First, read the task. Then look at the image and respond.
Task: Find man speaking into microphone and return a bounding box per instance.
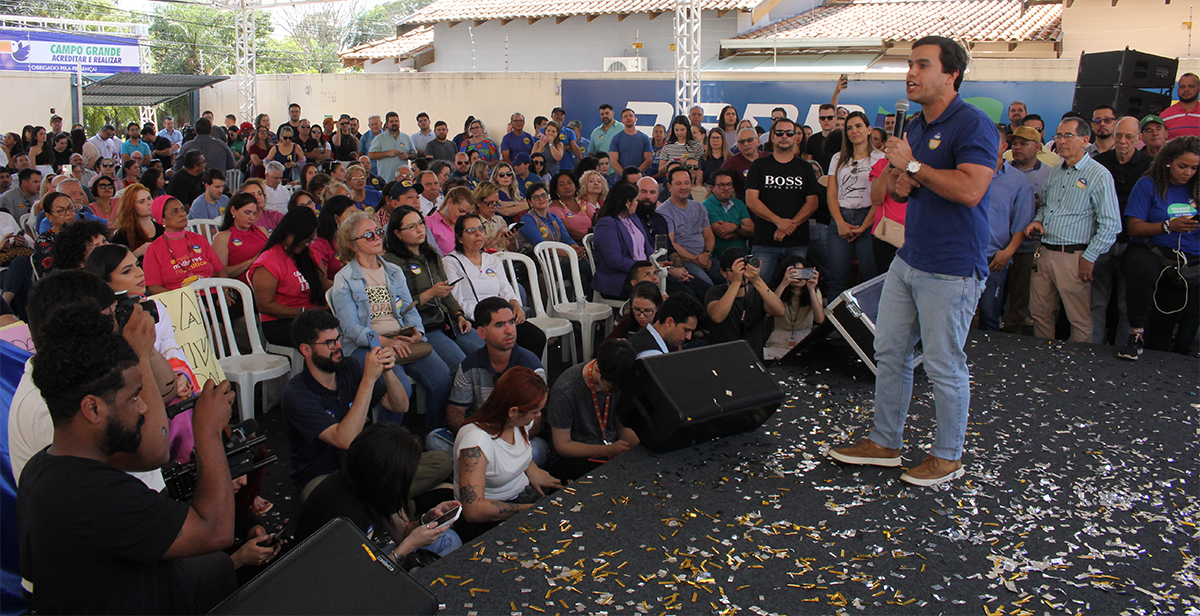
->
[829,36,997,487]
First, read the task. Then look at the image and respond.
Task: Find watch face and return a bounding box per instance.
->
[906,160,920,174]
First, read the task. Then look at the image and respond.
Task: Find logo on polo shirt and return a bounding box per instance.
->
[928,132,942,150]
[1075,177,1088,190]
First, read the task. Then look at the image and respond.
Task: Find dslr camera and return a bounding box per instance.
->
[113,291,159,330]
[743,254,761,268]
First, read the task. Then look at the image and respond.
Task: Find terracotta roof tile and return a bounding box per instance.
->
[404,0,759,25]
[339,26,434,61]
[736,0,1062,42]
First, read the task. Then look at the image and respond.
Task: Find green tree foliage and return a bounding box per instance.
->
[347,0,434,48]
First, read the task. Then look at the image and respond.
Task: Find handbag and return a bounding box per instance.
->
[874,216,905,248]
[0,244,33,266]
[392,341,433,365]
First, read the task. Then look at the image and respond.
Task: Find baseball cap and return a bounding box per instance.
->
[512,152,531,165]
[1006,126,1042,143]
[552,107,565,115]
[389,179,421,198]
[1140,114,1165,131]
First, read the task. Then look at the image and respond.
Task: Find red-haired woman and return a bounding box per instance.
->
[453,366,560,533]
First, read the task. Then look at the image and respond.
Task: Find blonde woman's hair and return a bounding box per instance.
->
[576,170,609,204]
[335,211,375,264]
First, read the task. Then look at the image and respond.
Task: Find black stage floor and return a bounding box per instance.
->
[402,332,1198,615]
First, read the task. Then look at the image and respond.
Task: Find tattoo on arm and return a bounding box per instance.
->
[459,447,482,472]
[493,501,523,516]
[458,484,480,505]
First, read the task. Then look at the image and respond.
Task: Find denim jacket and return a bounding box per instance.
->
[330,256,424,357]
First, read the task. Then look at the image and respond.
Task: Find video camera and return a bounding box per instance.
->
[162,418,277,502]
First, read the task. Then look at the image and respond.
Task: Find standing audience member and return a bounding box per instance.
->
[744,118,821,283]
[1091,116,1153,344]
[608,109,653,173]
[977,137,1035,332]
[825,111,884,297]
[1118,136,1200,358]
[1161,73,1199,139]
[1024,117,1120,343]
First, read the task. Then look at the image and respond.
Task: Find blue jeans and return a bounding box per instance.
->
[868,257,985,461]
[807,220,830,275]
[351,343,454,430]
[976,261,1009,332]
[752,245,808,287]
[682,260,724,289]
[826,208,878,298]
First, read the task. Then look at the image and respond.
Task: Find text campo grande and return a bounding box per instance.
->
[48,43,126,64]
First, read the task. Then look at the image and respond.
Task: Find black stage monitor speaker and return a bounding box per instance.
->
[620,340,783,453]
[1077,48,1178,90]
[1072,85,1172,119]
[209,518,439,615]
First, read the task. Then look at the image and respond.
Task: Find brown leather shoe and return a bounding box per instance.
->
[900,456,964,486]
[828,438,901,467]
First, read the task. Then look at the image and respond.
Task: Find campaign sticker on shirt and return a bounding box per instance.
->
[928,133,942,150]
[231,238,243,247]
[1075,177,1088,190]
[192,244,202,253]
[409,264,422,275]
[540,227,550,238]
[484,268,497,277]
[1167,201,1198,218]
[564,211,574,217]
[523,137,530,145]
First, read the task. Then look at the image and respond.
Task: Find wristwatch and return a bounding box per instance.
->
[905,160,922,176]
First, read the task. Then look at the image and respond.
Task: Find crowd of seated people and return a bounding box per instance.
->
[2,75,1198,612]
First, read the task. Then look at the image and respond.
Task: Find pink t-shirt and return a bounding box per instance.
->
[224,226,269,284]
[258,209,284,233]
[427,211,456,255]
[869,158,907,233]
[549,201,596,239]
[142,231,223,290]
[247,244,316,321]
[309,237,343,279]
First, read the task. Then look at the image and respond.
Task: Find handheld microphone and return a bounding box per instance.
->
[893,100,909,139]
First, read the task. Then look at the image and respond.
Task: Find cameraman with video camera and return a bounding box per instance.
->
[18,299,240,614]
[8,270,179,489]
[705,247,786,359]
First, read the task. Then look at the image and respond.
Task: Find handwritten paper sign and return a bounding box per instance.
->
[151,287,226,388]
[0,321,33,354]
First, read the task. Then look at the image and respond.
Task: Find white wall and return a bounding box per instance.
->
[422,11,739,73]
[1062,0,1197,61]
[0,71,74,130]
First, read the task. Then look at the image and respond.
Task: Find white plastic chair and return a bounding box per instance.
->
[497,251,576,366]
[18,213,34,237]
[225,168,244,191]
[190,278,292,421]
[581,233,626,312]
[532,241,613,363]
[186,218,220,244]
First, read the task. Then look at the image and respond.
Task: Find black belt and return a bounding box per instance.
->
[1040,243,1087,253]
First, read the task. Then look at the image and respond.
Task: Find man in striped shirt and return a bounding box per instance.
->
[1161,73,1200,139]
[1023,117,1121,343]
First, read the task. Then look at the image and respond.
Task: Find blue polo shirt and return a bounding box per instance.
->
[557,127,579,171]
[896,95,998,278]
[501,131,534,161]
[984,163,1035,258]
